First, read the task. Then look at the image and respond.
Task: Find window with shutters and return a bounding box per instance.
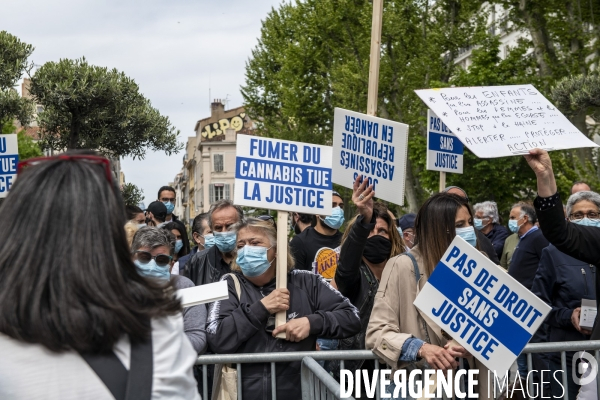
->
[210,184,225,203]
[224,184,230,200]
[214,154,224,172]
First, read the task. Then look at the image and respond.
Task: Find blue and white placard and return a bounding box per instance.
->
[427,109,463,174]
[414,236,551,374]
[234,134,333,215]
[0,134,19,199]
[332,108,409,205]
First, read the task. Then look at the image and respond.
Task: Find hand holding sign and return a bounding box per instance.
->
[523,148,558,197]
[352,175,375,222]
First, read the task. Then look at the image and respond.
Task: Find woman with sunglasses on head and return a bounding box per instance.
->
[327,176,404,386]
[132,227,207,355]
[206,218,360,400]
[366,192,492,399]
[0,152,200,399]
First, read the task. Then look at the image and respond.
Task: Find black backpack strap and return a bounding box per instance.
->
[125,333,153,400]
[79,351,128,400]
[80,330,153,400]
[403,252,420,284]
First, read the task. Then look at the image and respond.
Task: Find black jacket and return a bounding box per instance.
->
[535,194,600,339]
[484,223,511,261]
[476,230,501,264]
[334,215,378,350]
[508,228,549,290]
[531,244,595,364]
[206,270,361,400]
[182,246,230,286]
[177,246,198,274]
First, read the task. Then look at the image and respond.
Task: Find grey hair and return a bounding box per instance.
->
[473,201,499,223]
[131,226,175,255]
[511,203,537,224]
[208,199,244,230]
[566,191,600,217]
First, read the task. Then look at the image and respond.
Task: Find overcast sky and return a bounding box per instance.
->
[1,0,282,204]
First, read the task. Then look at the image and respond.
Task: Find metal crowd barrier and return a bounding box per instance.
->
[196,341,600,400]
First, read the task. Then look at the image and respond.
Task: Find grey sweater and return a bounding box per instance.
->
[173,275,208,354]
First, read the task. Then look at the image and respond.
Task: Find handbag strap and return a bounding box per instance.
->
[402,252,431,345]
[80,330,153,400]
[224,273,242,300]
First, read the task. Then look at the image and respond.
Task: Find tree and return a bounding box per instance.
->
[242,0,484,213]
[29,58,182,159]
[121,183,144,207]
[0,31,34,126]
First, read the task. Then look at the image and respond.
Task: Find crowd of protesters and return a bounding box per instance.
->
[0,150,598,400]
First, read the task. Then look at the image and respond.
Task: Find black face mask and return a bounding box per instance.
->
[363,235,392,264]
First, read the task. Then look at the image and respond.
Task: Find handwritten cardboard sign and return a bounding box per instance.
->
[0,134,19,199]
[332,108,409,205]
[415,85,598,158]
[414,236,551,374]
[233,134,333,215]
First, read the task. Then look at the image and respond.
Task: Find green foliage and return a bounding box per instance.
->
[1,120,43,160]
[29,58,182,159]
[121,183,144,207]
[0,31,34,125]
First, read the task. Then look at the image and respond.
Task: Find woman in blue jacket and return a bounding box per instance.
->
[531,190,599,399]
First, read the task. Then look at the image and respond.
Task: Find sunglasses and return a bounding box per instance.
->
[17,155,113,185]
[135,251,172,267]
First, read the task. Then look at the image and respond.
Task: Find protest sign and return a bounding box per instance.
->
[177,280,229,308]
[415,84,598,158]
[0,134,19,199]
[332,107,409,205]
[427,109,463,174]
[234,134,333,215]
[414,236,551,374]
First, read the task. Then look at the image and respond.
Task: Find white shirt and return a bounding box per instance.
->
[0,314,200,400]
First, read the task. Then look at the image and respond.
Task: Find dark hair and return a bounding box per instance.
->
[126,204,143,221]
[295,213,314,224]
[147,201,167,223]
[192,212,210,235]
[157,186,176,200]
[162,221,190,257]
[0,151,181,353]
[341,202,405,260]
[414,193,476,276]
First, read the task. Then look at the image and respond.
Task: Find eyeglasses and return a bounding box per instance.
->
[569,211,600,220]
[160,198,176,203]
[134,251,172,267]
[17,155,113,185]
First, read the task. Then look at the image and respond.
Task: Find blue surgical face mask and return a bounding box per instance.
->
[397,226,403,236]
[163,201,175,214]
[134,259,170,281]
[473,218,483,230]
[236,245,274,277]
[202,233,215,249]
[508,219,521,234]
[214,231,237,253]
[137,223,147,229]
[573,218,600,228]
[174,240,183,254]
[456,226,477,247]
[320,206,345,230]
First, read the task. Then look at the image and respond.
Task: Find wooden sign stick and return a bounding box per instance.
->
[366,0,384,117]
[275,210,289,339]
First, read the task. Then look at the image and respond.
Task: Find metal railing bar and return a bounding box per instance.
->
[237,363,242,400]
[271,362,276,400]
[560,351,568,400]
[302,357,352,399]
[202,365,208,400]
[526,353,533,400]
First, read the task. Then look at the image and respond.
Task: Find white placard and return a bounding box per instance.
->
[426,109,464,174]
[414,236,551,374]
[332,108,409,205]
[415,84,598,158]
[0,134,19,199]
[581,298,597,331]
[177,280,229,308]
[234,134,333,215]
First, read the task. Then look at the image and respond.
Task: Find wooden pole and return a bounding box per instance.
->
[275,210,289,338]
[439,171,446,193]
[366,0,384,117]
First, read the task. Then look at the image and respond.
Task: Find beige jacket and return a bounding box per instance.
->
[366,248,492,399]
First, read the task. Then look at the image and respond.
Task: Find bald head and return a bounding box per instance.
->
[444,186,469,202]
[571,182,591,194]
